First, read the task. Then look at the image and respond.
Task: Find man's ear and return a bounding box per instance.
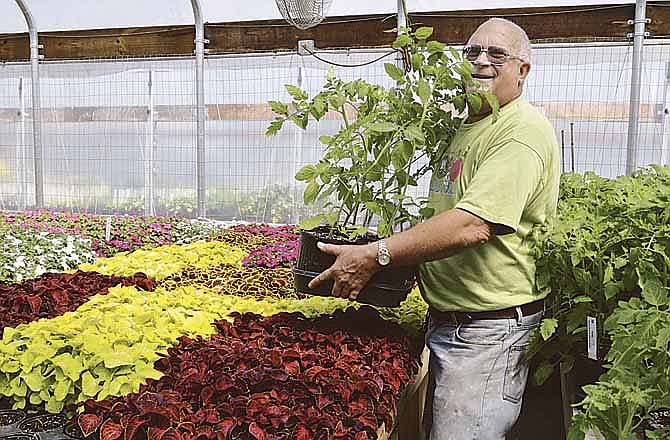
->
[519,62,531,81]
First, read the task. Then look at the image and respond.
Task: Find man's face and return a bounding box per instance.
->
[466,22,531,111]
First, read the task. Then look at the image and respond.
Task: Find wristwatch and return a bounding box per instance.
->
[376,239,392,266]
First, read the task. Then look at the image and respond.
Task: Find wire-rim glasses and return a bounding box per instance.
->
[462,44,525,66]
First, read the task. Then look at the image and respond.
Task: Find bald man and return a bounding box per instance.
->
[309,18,560,439]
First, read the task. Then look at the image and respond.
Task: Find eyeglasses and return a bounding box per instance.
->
[462,44,525,66]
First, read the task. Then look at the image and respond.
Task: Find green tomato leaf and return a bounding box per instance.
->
[319,135,334,146]
[384,63,405,82]
[265,120,284,137]
[391,141,413,169]
[295,165,318,181]
[637,266,668,306]
[368,122,398,133]
[532,362,554,386]
[467,93,482,113]
[603,282,620,300]
[268,100,289,116]
[482,91,499,122]
[404,125,425,144]
[285,84,308,101]
[298,215,327,231]
[427,40,445,54]
[303,180,320,205]
[540,318,558,341]
[392,34,412,49]
[417,80,431,104]
[414,27,434,40]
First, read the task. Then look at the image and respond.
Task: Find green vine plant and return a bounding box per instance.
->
[266,27,498,238]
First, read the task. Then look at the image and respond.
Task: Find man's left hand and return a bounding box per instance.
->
[307,242,379,301]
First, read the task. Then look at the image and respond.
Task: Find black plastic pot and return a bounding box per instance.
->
[293,226,416,308]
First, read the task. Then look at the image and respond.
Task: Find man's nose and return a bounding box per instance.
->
[472,50,491,66]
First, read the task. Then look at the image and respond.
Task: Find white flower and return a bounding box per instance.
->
[14,256,25,269]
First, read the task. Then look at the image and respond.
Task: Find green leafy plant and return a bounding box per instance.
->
[529,166,670,385]
[267,27,496,238]
[568,286,670,439]
[527,166,670,438]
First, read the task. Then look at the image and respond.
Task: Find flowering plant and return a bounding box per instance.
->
[0,224,96,284]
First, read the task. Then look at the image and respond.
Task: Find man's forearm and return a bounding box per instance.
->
[384,208,496,267]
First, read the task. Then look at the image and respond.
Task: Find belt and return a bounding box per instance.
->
[428,298,545,325]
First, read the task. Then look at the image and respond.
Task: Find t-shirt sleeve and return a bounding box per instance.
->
[455,139,545,234]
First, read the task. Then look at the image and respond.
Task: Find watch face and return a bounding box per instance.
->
[378,252,391,266]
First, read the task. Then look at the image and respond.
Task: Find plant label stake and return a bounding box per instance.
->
[105,216,112,241]
[587,316,598,360]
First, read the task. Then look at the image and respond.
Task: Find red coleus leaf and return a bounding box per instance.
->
[99,420,123,440]
[160,428,183,440]
[354,432,370,440]
[124,415,149,440]
[355,413,378,431]
[193,425,214,439]
[78,413,102,437]
[249,422,267,440]
[147,426,169,440]
[200,386,215,405]
[26,295,42,314]
[215,419,235,436]
[293,425,311,440]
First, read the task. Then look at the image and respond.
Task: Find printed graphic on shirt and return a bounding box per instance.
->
[430,152,465,197]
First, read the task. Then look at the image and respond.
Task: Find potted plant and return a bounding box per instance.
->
[266,27,497,307]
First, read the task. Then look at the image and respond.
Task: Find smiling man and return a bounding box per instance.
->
[308,17,560,439]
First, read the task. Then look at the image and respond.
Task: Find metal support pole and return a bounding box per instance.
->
[625,0,648,175]
[14,0,43,207]
[291,66,305,224]
[660,61,670,166]
[190,0,207,218]
[144,70,155,216]
[17,78,26,209]
[397,0,408,70]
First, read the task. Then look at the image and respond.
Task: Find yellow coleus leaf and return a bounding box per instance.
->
[80,241,247,280]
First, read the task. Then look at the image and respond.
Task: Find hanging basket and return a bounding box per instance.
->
[275,0,333,30]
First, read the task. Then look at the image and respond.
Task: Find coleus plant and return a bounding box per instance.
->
[0,285,253,413]
[0,271,154,337]
[70,307,420,440]
[267,27,496,237]
[79,241,248,280]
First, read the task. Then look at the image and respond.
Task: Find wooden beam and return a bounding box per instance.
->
[0,102,660,124]
[1,3,669,61]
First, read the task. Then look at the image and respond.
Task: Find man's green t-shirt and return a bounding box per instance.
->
[418,97,560,312]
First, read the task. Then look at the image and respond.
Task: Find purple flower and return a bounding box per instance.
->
[243,240,299,269]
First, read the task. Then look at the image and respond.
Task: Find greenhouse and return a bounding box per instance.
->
[0,0,668,439]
